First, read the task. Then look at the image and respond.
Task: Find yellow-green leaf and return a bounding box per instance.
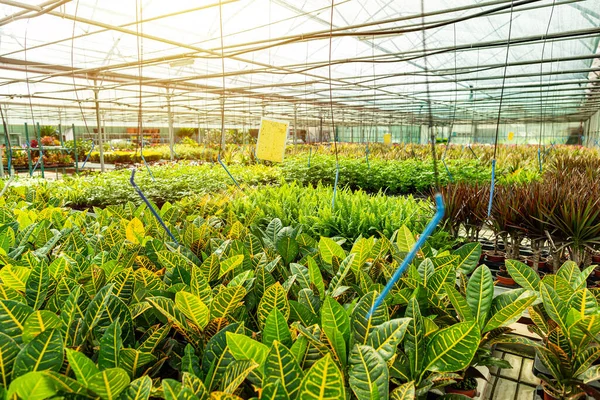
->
[175,291,209,329]
[125,218,145,245]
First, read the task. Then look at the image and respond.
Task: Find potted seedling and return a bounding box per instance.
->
[445,377,478,398]
[514,181,553,272]
[495,270,516,286]
[39,125,58,138]
[442,265,535,397]
[543,168,600,271]
[41,135,57,147]
[506,260,600,399]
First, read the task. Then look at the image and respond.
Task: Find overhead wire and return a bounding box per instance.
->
[369,0,446,318]
[223,0,543,58]
[328,0,340,210]
[135,0,154,181]
[217,0,240,188]
[24,19,42,177]
[420,0,440,192]
[488,1,515,218]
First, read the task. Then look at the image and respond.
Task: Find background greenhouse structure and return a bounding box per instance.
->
[0,1,599,400]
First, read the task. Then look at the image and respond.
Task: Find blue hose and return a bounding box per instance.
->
[487,159,496,218]
[218,153,241,189]
[81,140,95,169]
[140,154,156,182]
[31,157,41,174]
[365,143,370,168]
[442,159,454,182]
[368,193,445,317]
[129,169,179,245]
[331,167,339,210]
[468,144,478,160]
[537,148,543,173]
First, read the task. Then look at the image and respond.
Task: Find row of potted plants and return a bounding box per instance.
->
[442,152,600,282]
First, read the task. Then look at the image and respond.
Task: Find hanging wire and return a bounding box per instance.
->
[487,1,515,218]
[442,24,459,182]
[369,0,445,317]
[420,6,440,192]
[538,0,556,171]
[0,105,12,175]
[70,0,95,161]
[23,20,41,178]
[135,0,154,181]
[329,0,340,210]
[217,0,240,188]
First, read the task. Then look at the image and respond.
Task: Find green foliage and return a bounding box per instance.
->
[0,183,550,400]
[509,259,600,399]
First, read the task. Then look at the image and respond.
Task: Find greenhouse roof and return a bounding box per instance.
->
[0,0,599,128]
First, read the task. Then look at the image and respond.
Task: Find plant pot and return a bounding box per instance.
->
[496,271,516,286]
[445,386,477,398]
[592,254,600,264]
[527,258,549,271]
[543,390,558,400]
[595,267,600,278]
[485,251,506,263]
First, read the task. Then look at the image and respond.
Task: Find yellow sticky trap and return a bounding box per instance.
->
[508,132,514,141]
[256,118,289,163]
[383,133,392,146]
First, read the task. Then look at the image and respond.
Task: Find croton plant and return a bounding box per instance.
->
[0,186,596,400]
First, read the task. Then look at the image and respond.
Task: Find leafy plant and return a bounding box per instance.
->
[509,260,600,399]
[176,127,197,139]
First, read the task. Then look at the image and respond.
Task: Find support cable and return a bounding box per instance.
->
[488,1,515,218]
[135,0,154,181]
[216,0,240,188]
[328,0,340,210]
[369,0,445,317]
[538,0,557,172]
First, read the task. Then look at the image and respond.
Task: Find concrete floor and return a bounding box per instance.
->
[482,350,540,400]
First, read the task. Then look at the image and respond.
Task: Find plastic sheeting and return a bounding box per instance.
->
[0,0,598,129]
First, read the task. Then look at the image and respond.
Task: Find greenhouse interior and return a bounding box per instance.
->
[0,0,600,399]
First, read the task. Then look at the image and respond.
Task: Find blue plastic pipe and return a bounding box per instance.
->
[544,141,555,157]
[0,175,15,197]
[129,169,179,245]
[308,147,312,168]
[442,136,453,182]
[467,144,478,160]
[368,193,445,317]
[537,148,543,173]
[442,159,454,182]
[331,167,340,210]
[81,140,95,169]
[365,143,370,168]
[31,157,41,174]
[140,153,156,182]
[487,159,497,218]
[218,153,241,189]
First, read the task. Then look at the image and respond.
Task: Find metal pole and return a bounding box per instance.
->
[167,89,174,161]
[93,79,105,172]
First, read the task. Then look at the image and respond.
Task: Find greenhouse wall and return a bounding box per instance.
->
[333,121,583,145]
[586,110,600,146]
